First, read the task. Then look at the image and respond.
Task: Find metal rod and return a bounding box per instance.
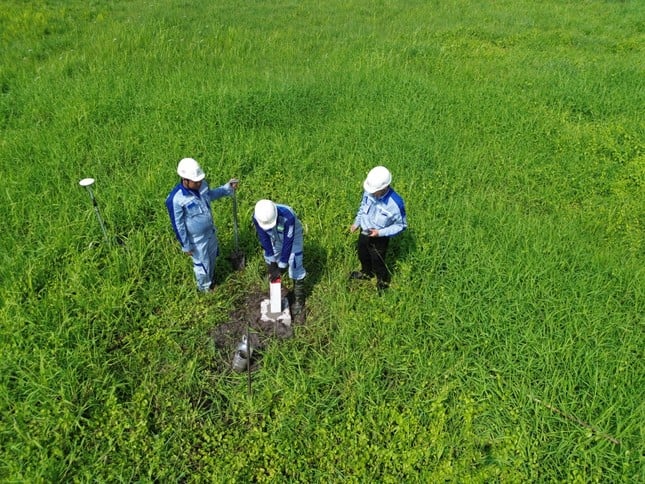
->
[246,321,252,397]
[232,190,240,251]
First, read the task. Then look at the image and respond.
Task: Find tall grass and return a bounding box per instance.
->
[1,0,642,480]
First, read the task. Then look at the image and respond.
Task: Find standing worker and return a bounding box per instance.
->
[253,199,307,320]
[166,157,238,292]
[349,165,407,292]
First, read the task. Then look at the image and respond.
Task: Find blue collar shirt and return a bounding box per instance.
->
[353,188,407,238]
[253,204,304,268]
[166,180,233,252]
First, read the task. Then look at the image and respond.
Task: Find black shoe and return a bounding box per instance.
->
[292,303,306,324]
[350,271,371,281]
[377,280,389,293]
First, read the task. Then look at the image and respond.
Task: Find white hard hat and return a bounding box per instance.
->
[254,199,278,230]
[363,166,392,193]
[177,158,205,182]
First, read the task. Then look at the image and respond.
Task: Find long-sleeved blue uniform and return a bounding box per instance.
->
[252,204,306,281]
[353,188,407,237]
[166,180,233,291]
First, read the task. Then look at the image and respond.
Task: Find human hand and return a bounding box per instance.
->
[364,228,379,237]
[268,262,281,281]
[229,178,239,190]
[350,224,359,233]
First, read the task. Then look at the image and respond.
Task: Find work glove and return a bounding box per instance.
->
[268,262,281,281]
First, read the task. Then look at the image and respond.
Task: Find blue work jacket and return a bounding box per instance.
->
[353,187,407,237]
[253,204,304,268]
[166,180,233,252]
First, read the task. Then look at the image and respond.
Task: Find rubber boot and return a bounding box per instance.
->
[291,279,306,323]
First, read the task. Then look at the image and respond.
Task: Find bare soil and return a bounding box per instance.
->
[210,286,295,372]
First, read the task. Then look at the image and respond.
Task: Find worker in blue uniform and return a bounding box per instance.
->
[253,199,307,319]
[166,157,238,292]
[350,166,407,292]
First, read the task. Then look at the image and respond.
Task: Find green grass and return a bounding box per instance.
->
[1,0,643,481]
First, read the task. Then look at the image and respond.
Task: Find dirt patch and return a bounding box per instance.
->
[210,286,294,372]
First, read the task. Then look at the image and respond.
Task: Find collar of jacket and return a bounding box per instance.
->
[369,187,392,202]
[179,182,201,197]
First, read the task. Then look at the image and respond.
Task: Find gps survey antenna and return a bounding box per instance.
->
[79,177,110,245]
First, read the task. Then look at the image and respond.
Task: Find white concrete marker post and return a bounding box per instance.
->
[260,277,292,326]
[270,278,282,313]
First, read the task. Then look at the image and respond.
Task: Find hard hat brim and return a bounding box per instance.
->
[185,172,205,182]
[257,220,277,231]
[363,179,389,193]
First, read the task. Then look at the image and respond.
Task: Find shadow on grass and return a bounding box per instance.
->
[349,228,418,283]
[388,227,417,269]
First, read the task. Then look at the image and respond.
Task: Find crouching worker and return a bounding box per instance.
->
[349,165,407,292]
[253,199,307,320]
[166,157,238,292]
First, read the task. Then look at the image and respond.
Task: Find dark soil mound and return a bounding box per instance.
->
[210,286,293,372]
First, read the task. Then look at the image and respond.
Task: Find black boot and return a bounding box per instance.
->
[377,279,389,294]
[291,279,306,322]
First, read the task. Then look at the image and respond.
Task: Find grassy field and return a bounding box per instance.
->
[1,0,643,481]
